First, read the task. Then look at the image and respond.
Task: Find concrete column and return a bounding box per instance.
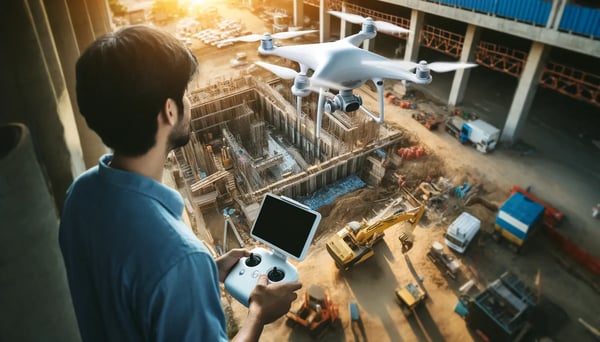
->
[292,0,303,28]
[1,0,86,209]
[66,0,95,50]
[0,124,80,342]
[66,0,109,168]
[319,0,330,43]
[553,0,568,29]
[547,0,561,28]
[448,24,481,106]
[87,0,111,36]
[362,39,372,51]
[501,42,550,145]
[404,9,424,62]
[339,2,353,39]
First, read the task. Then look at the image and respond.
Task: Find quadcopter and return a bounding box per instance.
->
[223,11,476,155]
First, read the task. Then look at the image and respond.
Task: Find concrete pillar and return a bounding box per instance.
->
[404,9,424,61]
[0,124,80,342]
[319,0,330,43]
[292,0,303,28]
[448,24,481,106]
[87,0,111,36]
[66,0,109,168]
[553,0,568,29]
[501,42,550,145]
[1,0,86,209]
[339,2,353,39]
[66,0,95,50]
[547,0,561,28]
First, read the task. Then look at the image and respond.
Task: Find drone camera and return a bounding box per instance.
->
[325,92,363,113]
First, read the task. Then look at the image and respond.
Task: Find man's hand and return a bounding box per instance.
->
[248,275,302,324]
[215,248,249,283]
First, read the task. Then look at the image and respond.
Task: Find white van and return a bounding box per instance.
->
[444,212,481,253]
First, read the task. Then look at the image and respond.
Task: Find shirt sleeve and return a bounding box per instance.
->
[146,252,229,342]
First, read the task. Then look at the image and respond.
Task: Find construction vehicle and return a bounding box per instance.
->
[463,272,537,342]
[444,211,481,254]
[286,285,339,336]
[412,112,442,130]
[427,241,461,279]
[325,188,425,270]
[394,282,427,316]
[445,116,500,153]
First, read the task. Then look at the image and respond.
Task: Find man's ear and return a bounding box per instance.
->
[160,98,178,126]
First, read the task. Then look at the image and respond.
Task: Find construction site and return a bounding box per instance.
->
[157,2,600,341]
[3,0,599,341]
[172,71,403,217]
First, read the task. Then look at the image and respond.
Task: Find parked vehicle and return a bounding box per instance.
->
[445,116,500,153]
[444,212,481,254]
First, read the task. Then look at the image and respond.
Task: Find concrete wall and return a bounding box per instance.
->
[0,0,112,340]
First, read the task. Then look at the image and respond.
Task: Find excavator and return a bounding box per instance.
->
[326,188,425,270]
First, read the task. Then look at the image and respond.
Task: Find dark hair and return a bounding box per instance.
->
[76,25,198,156]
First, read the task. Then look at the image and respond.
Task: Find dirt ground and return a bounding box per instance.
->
[153,3,600,341]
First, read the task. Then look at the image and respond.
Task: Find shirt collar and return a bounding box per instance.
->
[97,154,184,218]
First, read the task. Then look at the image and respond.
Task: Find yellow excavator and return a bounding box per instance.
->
[326,188,425,270]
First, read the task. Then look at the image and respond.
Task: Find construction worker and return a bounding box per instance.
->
[59,25,301,341]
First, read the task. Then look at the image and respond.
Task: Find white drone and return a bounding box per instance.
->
[224,11,476,156]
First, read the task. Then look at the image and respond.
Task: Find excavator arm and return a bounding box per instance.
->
[353,206,424,243]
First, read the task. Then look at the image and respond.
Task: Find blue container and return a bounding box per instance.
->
[496,192,545,243]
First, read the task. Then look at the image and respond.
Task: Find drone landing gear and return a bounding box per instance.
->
[359,78,385,124]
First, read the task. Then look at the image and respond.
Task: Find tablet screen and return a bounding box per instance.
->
[251,193,321,261]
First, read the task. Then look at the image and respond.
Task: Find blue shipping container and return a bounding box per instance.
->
[496,192,545,241]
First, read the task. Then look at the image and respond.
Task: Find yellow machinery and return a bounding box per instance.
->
[395,282,427,316]
[325,188,425,270]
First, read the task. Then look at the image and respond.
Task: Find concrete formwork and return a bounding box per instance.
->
[185,74,403,209]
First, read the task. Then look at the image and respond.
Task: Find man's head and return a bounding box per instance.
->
[76,25,198,156]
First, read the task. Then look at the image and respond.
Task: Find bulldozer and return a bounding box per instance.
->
[325,188,425,270]
[395,282,427,316]
[286,285,340,336]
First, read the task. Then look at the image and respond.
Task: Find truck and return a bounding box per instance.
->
[445,116,500,153]
[463,272,536,342]
[444,212,481,254]
[325,188,425,270]
[494,191,545,252]
[427,241,461,279]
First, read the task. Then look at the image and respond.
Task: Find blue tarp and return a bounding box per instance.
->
[299,175,367,210]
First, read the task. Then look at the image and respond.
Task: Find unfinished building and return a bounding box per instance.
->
[172,70,406,220]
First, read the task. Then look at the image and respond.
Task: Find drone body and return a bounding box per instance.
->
[223,11,476,158]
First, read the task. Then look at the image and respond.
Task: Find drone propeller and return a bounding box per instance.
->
[364,60,477,73]
[220,30,318,44]
[328,11,410,35]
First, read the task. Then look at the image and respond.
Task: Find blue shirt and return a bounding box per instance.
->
[59,155,228,341]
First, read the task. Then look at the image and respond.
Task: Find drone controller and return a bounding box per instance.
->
[225,247,299,307]
[224,193,321,307]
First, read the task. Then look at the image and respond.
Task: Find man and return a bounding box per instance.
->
[59,25,301,341]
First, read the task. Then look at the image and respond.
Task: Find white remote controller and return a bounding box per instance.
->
[224,246,298,307]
